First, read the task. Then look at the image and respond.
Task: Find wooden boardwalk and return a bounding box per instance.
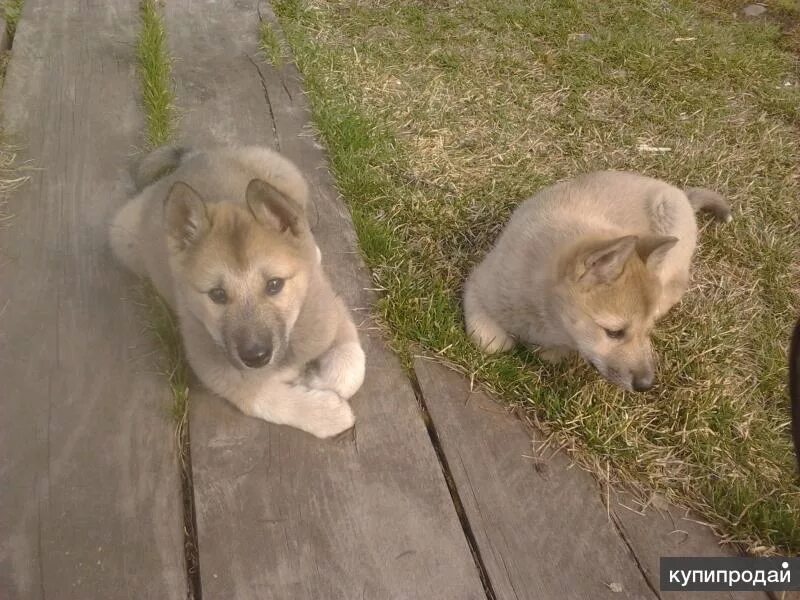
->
[0,1,762,599]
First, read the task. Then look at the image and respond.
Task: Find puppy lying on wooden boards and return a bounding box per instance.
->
[464,170,731,392]
[110,146,365,438]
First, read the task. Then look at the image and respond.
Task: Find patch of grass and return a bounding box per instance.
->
[274,0,800,553]
[698,1,800,55]
[138,0,174,147]
[1,0,24,83]
[134,6,198,587]
[135,0,186,423]
[0,144,27,230]
[3,0,24,40]
[138,285,190,423]
[260,20,284,67]
[0,1,28,230]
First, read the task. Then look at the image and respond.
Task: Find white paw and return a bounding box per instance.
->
[296,388,355,439]
[479,333,516,354]
[539,346,573,364]
[465,316,516,354]
[305,342,365,400]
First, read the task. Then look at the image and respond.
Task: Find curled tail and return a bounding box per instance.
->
[684,187,732,223]
[135,145,189,190]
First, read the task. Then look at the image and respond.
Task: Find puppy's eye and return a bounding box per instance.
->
[208,287,228,304]
[265,278,285,296]
[604,328,625,340]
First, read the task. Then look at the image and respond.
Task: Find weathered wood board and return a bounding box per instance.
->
[163,1,486,598]
[612,492,770,599]
[415,357,777,600]
[0,1,186,599]
[414,358,658,600]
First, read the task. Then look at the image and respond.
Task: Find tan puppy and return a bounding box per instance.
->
[463,170,731,391]
[110,146,365,437]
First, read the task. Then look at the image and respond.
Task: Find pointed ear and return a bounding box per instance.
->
[636,235,678,271]
[246,179,305,236]
[164,181,209,250]
[579,236,638,284]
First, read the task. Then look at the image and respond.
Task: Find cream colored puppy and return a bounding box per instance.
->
[110,146,365,437]
[464,170,731,391]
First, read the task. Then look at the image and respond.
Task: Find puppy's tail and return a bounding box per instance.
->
[135,145,189,190]
[684,187,733,223]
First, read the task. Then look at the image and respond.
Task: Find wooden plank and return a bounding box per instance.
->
[612,492,770,600]
[414,358,658,600]
[163,1,486,598]
[0,2,187,599]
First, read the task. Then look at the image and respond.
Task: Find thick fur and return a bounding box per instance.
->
[463,170,731,392]
[110,145,365,438]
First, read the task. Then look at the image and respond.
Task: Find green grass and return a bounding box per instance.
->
[135,4,198,586]
[1,0,24,83]
[138,0,174,147]
[135,0,187,426]
[3,0,24,40]
[0,145,26,230]
[260,20,284,67]
[272,0,800,554]
[138,284,190,423]
[0,0,28,231]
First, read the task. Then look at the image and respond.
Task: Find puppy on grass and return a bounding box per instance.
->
[110,146,365,438]
[463,170,731,392]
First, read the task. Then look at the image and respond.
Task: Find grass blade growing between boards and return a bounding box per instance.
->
[3,0,24,40]
[138,0,174,147]
[135,0,186,420]
[273,0,800,554]
[260,19,284,67]
[135,2,200,595]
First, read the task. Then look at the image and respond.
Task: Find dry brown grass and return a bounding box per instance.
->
[0,145,31,230]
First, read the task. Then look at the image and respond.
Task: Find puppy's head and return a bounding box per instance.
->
[556,234,678,392]
[164,178,317,369]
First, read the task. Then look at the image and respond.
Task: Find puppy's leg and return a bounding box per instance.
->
[186,346,355,438]
[306,306,366,400]
[232,372,355,438]
[657,272,689,319]
[539,346,573,364]
[463,284,516,354]
[246,380,355,439]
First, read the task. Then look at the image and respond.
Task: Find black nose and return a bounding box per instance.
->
[632,374,654,392]
[238,343,272,368]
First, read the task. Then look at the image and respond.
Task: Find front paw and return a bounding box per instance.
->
[303,342,366,400]
[539,346,573,364]
[296,388,356,439]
